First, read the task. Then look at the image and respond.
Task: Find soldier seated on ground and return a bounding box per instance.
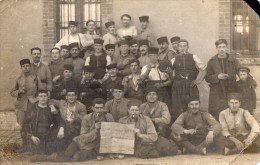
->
[140,86,171,138]
[30,98,114,162]
[119,100,178,159]
[171,95,221,155]
[219,93,260,155]
[25,90,65,155]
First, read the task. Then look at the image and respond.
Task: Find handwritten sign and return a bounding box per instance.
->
[99,122,135,155]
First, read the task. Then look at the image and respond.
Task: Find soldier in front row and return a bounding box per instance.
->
[171,95,221,155]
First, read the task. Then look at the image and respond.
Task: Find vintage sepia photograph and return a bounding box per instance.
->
[0,0,260,164]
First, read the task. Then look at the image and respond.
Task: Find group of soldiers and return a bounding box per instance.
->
[10,14,260,162]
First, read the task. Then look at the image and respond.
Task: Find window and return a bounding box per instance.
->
[56,0,101,41]
[231,0,260,55]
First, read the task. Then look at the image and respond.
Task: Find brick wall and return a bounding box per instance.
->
[42,0,56,61]
[219,0,231,52]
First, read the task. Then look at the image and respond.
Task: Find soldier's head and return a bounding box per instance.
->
[112,85,124,100]
[121,14,131,27]
[139,40,149,55]
[227,93,242,113]
[105,44,115,57]
[187,95,200,114]
[145,86,158,103]
[83,66,95,80]
[119,40,130,56]
[215,39,228,56]
[148,47,159,64]
[127,99,142,120]
[50,48,61,61]
[129,59,140,74]
[60,45,70,59]
[237,67,250,81]
[63,64,74,79]
[178,39,189,54]
[106,63,118,77]
[86,20,96,33]
[92,98,106,116]
[170,36,180,51]
[129,39,139,55]
[157,36,169,52]
[36,90,49,105]
[31,47,42,63]
[105,21,115,34]
[94,39,104,53]
[66,88,78,104]
[68,21,78,34]
[20,59,31,73]
[139,16,149,30]
[69,43,80,58]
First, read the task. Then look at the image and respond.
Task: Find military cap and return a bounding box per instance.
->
[121,14,131,20]
[92,98,106,106]
[148,47,159,54]
[69,42,79,50]
[127,99,142,109]
[139,16,149,22]
[113,84,124,91]
[20,59,31,66]
[129,39,138,46]
[215,39,228,47]
[106,63,117,70]
[119,40,130,46]
[68,21,78,26]
[170,36,181,43]
[123,35,133,42]
[139,40,149,47]
[63,64,74,71]
[237,66,250,73]
[145,86,158,95]
[157,36,169,44]
[105,21,115,28]
[94,38,104,45]
[60,45,69,50]
[83,66,95,73]
[105,44,115,50]
[187,95,200,104]
[227,93,242,101]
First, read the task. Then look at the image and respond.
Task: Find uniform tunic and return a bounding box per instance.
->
[172,110,221,146]
[171,53,206,120]
[123,73,145,101]
[64,57,85,84]
[115,54,135,76]
[102,76,123,101]
[138,28,155,46]
[158,48,175,62]
[79,79,103,110]
[140,101,171,125]
[105,98,130,122]
[25,103,64,154]
[73,112,114,150]
[51,77,77,100]
[205,54,240,120]
[141,64,171,108]
[235,78,257,114]
[10,73,42,126]
[117,26,138,41]
[55,33,93,49]
[30,63,53,91]
[48,59,65,78]
[85,54,111,79]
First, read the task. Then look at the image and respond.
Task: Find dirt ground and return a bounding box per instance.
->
[1,152,259,165]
